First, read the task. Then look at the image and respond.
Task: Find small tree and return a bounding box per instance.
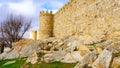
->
[0,14,31,48]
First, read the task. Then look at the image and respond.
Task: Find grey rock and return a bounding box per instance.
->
[4,49,19,59]
[74,52,96,68]
[52,50,67,61]
[0,41,40,60]
[61,51,82,63]
[82,52,97,65]
[106,41,120,54]
[41,54,55,63]
[96,40,113,47]
[20,41,39,57]
[26,52,38,64]
[41,50,67,63]
[0,52,7,60]
[4,47,11,52]
[92,49,112,68]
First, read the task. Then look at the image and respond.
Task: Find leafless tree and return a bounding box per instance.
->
[0,14,31,49]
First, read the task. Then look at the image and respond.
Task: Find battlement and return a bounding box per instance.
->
[40,10,54,16]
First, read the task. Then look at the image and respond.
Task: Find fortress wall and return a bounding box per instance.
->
[54,0,120,43]
[54,0,101,39]
[37,30,40,40]
[29,30,37,40]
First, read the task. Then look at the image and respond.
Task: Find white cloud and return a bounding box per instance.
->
[51,10,58,13]
[38,0,66,10]
[7,0,36,16]
[50,0,64,9]
[40,0,66,13]
[0,3,2,7]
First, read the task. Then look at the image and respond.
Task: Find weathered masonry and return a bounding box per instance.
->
[30,0,120,44]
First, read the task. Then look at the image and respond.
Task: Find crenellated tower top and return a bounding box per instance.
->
[40,10,54,16]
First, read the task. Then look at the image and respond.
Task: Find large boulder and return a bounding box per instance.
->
[92,49,112,68]
[4,47,11,52]
[0,40,40,60]
[0,47,12,60]
[61,51,82,63]
[52,50,67,61]
[19,41,40,57]
[77,45,90,56]
[81,52,97,66]
[65,40,84,53]
[106,41,120,54]
[0,52,8,60]
[95,40,113,48]
[41,53,55,63]
[74,52,96,68]
[4,49,20,59]
[26,52,38,64]
[41,50,67,63]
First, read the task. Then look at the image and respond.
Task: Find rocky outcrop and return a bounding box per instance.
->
[26,52,38,64]
[0,37,120,68]
[4,49,20,59]
[74,52,96,68]
[61,51,82,63]
[41,50,67,63]
[41,53,55,63]
[0,40,40,60]
[92,50,112,68]
[77,45,90,56]
[106,41,120,54]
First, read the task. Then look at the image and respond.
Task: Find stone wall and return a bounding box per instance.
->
[54,0,120,43]
[29,30,37,40]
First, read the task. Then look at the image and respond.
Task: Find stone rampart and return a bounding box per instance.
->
[29,30,37,40]
[53,0,120,43]
[30,0,120,43]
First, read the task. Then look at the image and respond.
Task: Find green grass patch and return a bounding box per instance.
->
[24,61,76,68]
[0,56,76,68]
[0,57,26,68]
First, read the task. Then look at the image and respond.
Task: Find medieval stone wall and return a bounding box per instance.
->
[29,0,120,43]
[54,0,120,43]
[29,30,37,40]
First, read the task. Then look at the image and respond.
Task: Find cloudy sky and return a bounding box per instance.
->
[0,0,68,37]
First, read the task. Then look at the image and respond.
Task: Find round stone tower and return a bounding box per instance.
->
[37,10,54,40]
